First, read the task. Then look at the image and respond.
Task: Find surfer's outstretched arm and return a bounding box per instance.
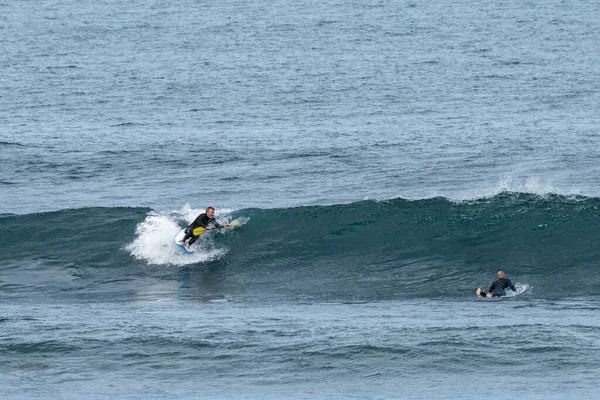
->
[507,279,516,291]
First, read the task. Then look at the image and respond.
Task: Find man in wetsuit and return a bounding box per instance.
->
[476,271,517,298]
[178,206,228,249]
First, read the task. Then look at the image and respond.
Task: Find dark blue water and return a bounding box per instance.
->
[2,0,600,398]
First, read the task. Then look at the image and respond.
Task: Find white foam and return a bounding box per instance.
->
[401,175,588,203]
[450,176,565,201]
[125,208,228,266]
[505,283,530,297]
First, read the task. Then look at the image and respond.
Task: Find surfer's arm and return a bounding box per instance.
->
[507,279,516,291]
[208,218,227,230]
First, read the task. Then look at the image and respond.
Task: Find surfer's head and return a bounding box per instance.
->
[497,271,506,279]
[206,206,215,218]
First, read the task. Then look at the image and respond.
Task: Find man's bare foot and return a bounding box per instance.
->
[185,243,190,249]
[476,288,482,295]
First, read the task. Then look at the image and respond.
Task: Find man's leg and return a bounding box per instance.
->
[179,227,194,244]
[186,234,200,249]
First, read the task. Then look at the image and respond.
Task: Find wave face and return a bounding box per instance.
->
[2,193,600,302]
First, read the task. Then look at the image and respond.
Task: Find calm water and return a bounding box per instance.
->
[2,0,600,398]
[3,300,599,399]
[2,0,600,213]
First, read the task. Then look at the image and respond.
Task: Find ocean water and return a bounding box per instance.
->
[2,0,600,398]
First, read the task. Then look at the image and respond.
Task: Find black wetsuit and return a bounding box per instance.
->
[181,213,223,246]
[480,277,517,297]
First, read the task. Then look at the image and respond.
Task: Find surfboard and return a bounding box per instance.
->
[513,286,527,296]
[174,229,193,253]
[495,287,527,299]
[477,286,527,299]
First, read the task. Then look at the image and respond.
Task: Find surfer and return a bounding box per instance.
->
[476,271,517,298]
[178,206,228,249]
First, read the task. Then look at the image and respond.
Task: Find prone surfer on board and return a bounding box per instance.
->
[178,206,229,249]
[476,271,517,298]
